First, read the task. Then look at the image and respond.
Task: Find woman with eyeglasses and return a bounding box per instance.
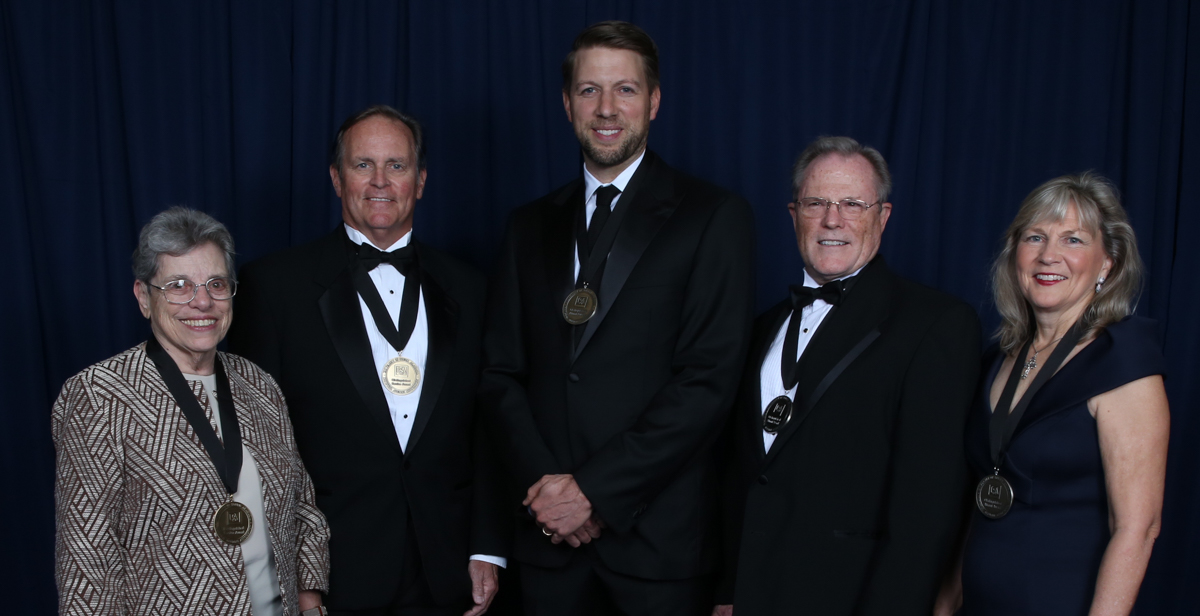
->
[53,207,331,615]
[936,173,1169,616]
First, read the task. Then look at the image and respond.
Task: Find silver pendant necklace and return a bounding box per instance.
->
[1021,335,1065,380]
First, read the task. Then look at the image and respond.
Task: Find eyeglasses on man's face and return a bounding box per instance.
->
[791,197,883,220]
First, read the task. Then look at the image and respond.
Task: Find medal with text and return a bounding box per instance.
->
[975,471,1014,519]
[762,395,793,434]
[562,285,599,325]
[382,355,421,396]
[212,499,254,544]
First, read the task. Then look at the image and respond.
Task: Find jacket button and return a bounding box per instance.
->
[757,475,769,485]
[403,461,411,471]
[568,373,580,382]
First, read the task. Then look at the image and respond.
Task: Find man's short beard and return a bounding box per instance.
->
[578,125,649,169]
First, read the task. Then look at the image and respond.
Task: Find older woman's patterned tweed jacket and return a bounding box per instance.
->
[53,343,330,615]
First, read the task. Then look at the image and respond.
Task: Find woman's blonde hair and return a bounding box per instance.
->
[991,172,1143,354]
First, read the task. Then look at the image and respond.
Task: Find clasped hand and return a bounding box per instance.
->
[523,474,605,547]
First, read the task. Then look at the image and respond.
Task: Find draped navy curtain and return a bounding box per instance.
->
[3,1,1196,613]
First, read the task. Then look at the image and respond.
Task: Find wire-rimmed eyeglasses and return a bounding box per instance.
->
[147,277,238,304]
[791,197,883,220]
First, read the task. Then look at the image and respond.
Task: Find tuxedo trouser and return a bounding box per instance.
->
[520,544,713,616]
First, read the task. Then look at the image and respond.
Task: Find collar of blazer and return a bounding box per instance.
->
[314,228,459,457]
[541,150,685,363]
[758,256,896,465]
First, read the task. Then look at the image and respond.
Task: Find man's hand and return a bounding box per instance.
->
[711,605,733,616]
[557,515,605,547]
[463,560,499,616]
[523,474,593,538]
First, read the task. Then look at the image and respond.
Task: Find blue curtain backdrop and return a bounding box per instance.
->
[3,1,1196,613]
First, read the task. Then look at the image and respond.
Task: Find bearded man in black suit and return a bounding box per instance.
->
[478,20,756,616]
[229,105,507,616]
[713,136,981,616]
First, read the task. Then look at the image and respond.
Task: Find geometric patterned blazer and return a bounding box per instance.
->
[53,343,330,615]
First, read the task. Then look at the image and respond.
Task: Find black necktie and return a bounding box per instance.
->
[587,185,621,253]
[780,280,848,389]
[358,243,417,276]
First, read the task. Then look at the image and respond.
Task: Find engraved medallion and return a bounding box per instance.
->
[562,287,599,325]
[212,500,253,544]
[762,395,794,434]
[975,473,1014,519]
[382,355,421,396]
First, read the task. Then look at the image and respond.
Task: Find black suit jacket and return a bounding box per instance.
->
[719,257,981,615]
[228,229,507,610]
[478,151,756,580]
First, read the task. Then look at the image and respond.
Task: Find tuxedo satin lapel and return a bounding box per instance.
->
[762,260,894,468]
[749,302,792,460]
[574,153,679,362]
[318,266,403,455]
[405,260,456,456]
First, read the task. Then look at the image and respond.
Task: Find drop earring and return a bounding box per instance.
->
[1095,277,1106,293]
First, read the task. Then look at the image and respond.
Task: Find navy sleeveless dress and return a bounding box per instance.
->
[961,317,1165,616]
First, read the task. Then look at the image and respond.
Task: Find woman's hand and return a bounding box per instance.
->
[298,590,323,611]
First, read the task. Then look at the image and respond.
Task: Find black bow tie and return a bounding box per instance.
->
[357,243,417,275]
[789,280,845,311]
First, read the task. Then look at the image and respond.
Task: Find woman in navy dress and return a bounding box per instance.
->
[939,173,1169,616]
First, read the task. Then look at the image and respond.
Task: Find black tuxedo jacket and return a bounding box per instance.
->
[719,257,981,615]
[479,151,756,580]
[228,229,507,611]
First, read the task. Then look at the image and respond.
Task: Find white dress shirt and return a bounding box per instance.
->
[187,373,282,616]
[573,150,645,279]
[345,225,428,452]
[344,225,506,569]
[759,266,865,452]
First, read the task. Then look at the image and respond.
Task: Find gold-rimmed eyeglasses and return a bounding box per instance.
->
[147,277,237,304]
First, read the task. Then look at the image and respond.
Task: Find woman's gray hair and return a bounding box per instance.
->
[991,172,1143,354]
[132,207,236,283]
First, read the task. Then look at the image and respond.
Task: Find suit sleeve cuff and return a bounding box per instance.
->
[470,554,507,569]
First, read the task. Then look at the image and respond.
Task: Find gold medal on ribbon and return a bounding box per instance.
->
[562,286,599,325]
[212,499,253,545]
[382,355,421,396]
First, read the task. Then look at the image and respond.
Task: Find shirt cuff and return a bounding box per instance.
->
[470,554,508,569]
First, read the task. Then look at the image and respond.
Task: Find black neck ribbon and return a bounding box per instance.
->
[349,245,421,355]
[989,318,1086,468]
[145,335,242,494]
[573,189,631,289]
